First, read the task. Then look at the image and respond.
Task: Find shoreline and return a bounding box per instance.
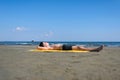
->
[1,41,120,48]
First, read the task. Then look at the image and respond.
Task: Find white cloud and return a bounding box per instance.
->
[40,31,54,38]
[15,27,26,31]
[44,31,53,37]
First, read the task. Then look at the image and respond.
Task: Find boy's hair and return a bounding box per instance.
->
[39,42,44,47]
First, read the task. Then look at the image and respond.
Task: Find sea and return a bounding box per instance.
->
[0,41,120,47]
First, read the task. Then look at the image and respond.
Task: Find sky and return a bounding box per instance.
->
[0,0,120,41]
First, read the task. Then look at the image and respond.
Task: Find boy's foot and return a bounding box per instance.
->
[90,45,104,52]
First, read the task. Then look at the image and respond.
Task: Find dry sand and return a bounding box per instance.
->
[0,45,120,80]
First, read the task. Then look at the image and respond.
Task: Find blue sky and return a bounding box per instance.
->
[0,0,120,41]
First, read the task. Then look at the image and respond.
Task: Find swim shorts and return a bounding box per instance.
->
[62,44,73,50]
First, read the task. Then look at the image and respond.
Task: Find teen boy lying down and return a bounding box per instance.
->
[37,42,104,52]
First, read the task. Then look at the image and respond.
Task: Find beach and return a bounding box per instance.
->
[0,45,120,80]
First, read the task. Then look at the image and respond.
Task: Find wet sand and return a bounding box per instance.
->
[0,45,120,80]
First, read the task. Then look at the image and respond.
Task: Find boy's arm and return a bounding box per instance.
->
[37,46,53,50]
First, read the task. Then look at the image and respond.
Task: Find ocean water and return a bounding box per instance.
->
[0,41,120,47]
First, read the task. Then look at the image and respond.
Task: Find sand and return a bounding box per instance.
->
[0,45,120,80]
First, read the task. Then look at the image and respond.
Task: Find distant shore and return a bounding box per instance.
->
[0,45,120,80]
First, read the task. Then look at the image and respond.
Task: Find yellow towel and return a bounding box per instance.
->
[29,49,89,53]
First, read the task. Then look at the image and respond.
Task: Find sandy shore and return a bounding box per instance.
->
[0,45,120,80]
